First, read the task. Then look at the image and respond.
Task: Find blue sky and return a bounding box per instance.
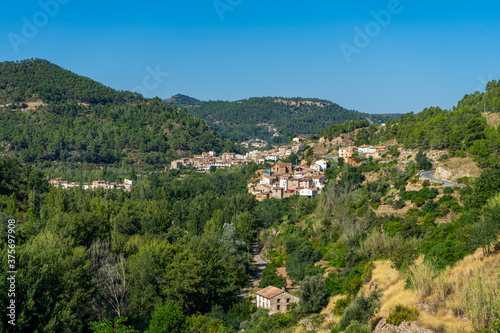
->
[1,0,499,114]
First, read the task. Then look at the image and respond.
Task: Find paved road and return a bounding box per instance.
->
[238,242,268,299]
[419,170,467,188]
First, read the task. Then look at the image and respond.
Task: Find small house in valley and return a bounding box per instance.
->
[255,286,299,314]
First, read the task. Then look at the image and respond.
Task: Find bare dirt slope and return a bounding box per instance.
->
[434,157,481,182]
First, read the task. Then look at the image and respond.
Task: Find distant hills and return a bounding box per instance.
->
[0,59,239,166]
[345,79,500,168]
[164,94,200,106]
[164,95,400,144]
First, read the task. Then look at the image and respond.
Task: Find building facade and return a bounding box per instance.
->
[255,286,299,315]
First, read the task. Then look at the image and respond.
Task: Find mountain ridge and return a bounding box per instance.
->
[180,96,400,143]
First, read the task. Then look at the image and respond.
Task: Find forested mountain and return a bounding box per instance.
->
[0,59,141,105]
[0,59,239,166]
[348,80,500,168]
[183,97,399,143]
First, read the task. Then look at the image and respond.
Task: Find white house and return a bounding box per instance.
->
[358,145,376,154]
[300,188,318,197]
[124,178,134,186]
[260,175,277,186]
[311,176,326,189]
[314,160,328,171]
[265,154,280,162]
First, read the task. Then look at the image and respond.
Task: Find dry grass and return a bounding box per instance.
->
[362,260,475,333]
[291,246,500,332]
[441,248,500,331]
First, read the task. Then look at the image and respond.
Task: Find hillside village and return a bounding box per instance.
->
[170,143,305,171]
[248,161,328,201]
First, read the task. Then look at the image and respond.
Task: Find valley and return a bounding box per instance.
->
[0,60,499,333]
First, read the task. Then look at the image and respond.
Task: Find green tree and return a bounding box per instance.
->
[298,275,329,313]
[415,150,432,170]
[149,304,188,333]
[259,264,286,289]
[338,287,382,330]
[89,317,139,333]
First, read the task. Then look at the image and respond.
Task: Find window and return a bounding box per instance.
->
[287,298,290,303]
[277,299,280,303]
[277,305,280,310]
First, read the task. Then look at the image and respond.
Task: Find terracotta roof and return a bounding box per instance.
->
[256,286,285,299]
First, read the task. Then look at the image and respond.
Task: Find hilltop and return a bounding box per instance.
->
[183,97,400,144]
[0,59,239,167]
[164,93,200,106]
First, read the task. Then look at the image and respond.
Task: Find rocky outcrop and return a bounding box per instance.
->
[433,157,481,182]
[374,317,434,333]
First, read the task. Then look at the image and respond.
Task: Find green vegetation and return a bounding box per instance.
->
[259,263,286,289]
[337,288,382,331]
[361,80,500,168]
[164,94,200,106]
[185,98,398,144]
[2,60,500,332]
[386,305,419,326]
[297,275,329,313]
[0,59,239,166]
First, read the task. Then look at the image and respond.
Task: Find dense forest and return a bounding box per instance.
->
[184,97,399,144]
[0,59,240,167]
[346,80,500,168]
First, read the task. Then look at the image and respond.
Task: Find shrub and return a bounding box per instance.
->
[422,213,436,230]
[422,180,430,187]
[333,296,351,316]
[443,186,454,194]
[259,264,286,289]
[390,242,417,271]
[149,304,188,333]
[413,196,426,207]
[457,176,474,185]
[428,187,439,199]
[438,153,449,161]
[386,305,419,326]
[426,240,469,270]
[325,274,343,296]
[393,198,406,210]
[298,275,330,313]
[337,287,382,330]
[344,321,372,333]
[359,230,402,258]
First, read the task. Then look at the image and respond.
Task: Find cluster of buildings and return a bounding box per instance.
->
[170,145,305,172]
[339,145,389,164]
[49,178,134,191]
[274,99,332,108]
[248,160,328,201]
[240,139,268,149]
